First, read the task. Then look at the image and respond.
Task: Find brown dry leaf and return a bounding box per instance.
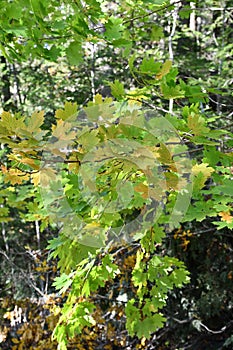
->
[134,183,148,199]
[0,326,8,343]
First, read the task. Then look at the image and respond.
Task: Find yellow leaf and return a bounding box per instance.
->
[156,60,172,79]
[51,119,76,144]
[181,237,190,251]
[164,171,179,190]
[154,143,174,167]
[219,211,233,223]
[127,88,149,102]
[0,326,8,343]
[26,110,44,132]
[11,338,19,344]
[68,155,80,173]
[192,163,214,177]
[188,114,209,136]
[22,328,33,340]
[94,93,103,104]
[31,172,40,186]
[20,156,40,170]
[192,163,214,189]
[141,337,147,346]
[1,111,25,133]
[85,222,100,229]
[2,166,30,185]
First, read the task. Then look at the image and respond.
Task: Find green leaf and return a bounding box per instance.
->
[55,102,78,121]
[151,25,164,41]
[105,16,124,41]
[211,179,233,196]
[118,181,134,205]
[112,38,132,48]
[213,220,233,230]
[136,314,166,338]
[142,0,167,4]
[140,57,161,75]
[108,80,125,99]
[53,273,74,293]
[82,280,90,297]
[5,3,22,19]
[66,41,83,65]
[184,201,216,222]
[179,5,192,19]
[170,268,190,287]
[160,82,185,99]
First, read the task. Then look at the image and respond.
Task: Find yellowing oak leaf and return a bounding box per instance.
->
[1,166,30,185]
[8,153,40,170]
[31,172,40,186]
[1,111,25,135]
[164,171,179,190]
[156,60,172,79]
[55,101,78,121]
[188,114,209,136]
[26,111,44,133]
[39,168,57,187]
[192,163,214,190]
[20,157,40,170]
[51,119,76,145]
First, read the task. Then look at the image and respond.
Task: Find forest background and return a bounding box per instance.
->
[0,0,232,349]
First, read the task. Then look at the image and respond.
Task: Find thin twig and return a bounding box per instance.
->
[0,249,46,297]
[123,0,183,25]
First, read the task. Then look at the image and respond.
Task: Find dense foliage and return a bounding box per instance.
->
[0,0,232,349]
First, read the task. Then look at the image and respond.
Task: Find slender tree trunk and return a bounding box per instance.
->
[1,221,9,253]
[35,220,41,251]
[1,55,12,110]
[12,63,22,107]
[168,2,179,114]
[90,43,96,100]
[189,2,196,31]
